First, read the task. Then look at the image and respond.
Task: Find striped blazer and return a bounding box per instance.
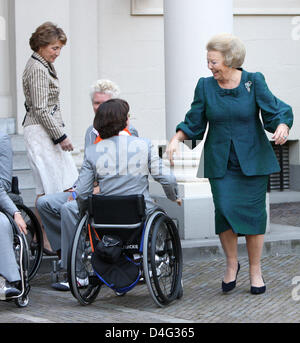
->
[22,52,66,144]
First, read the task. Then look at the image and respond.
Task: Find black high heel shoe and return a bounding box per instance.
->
[250,276,266,295]
[222,262,240,293]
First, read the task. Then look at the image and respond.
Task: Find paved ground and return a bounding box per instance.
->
[270,202,300,227]
[1,201,300,326]
[1,254,300,324]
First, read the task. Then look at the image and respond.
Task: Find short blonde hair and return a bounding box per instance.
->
[206,33,246,68]
[90,79,120,100]
[30,22,67,52]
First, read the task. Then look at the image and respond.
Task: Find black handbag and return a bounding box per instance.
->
[95,235,123,264]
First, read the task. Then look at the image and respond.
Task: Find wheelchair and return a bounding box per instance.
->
[67,194,183,307]
[1,213,31,307]
[9,177,43,281]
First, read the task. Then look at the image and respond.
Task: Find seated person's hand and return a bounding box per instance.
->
[93,186,100,194]
[66,188,76,202]
[175,198,182,206]
[14,212,27,235]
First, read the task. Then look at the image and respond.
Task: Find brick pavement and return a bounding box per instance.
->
[270,202,300,227]
[1,254,300,323]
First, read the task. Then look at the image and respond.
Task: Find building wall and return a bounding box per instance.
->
[0,0,13,119]
[234,14,300,162]
[95,0,166,142]
[1,0,300,168]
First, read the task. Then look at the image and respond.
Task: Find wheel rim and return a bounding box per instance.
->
[143,212,182,307]
[150,216,182,305]
[17,205,43,281]
[67,215,101,305]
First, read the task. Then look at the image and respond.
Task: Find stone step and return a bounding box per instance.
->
[10,134,27,152]
[9,134,36,206]
[0,118,16,135]
[13,169,35,190]
[13,151,30,170]
[19,188,36,207]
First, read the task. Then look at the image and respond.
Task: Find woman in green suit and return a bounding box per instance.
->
[167,33,293,295]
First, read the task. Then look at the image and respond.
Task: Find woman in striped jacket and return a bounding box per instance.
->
[22,22,78,254]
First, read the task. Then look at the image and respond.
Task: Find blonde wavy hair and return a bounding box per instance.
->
[90,79,120,101]
[206,33,246,68]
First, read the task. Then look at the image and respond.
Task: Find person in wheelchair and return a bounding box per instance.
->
[0,132,27,299]
[36,79,139,289]
[37,98,181,291]
[36,79,138,255]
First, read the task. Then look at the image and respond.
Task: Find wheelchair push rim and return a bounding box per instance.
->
[67,214,101,305]
[143,211,183,307]
[16,204,43,281]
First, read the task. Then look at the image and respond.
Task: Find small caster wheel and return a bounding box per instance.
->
[115,291,126,297]
[15,295,29,308]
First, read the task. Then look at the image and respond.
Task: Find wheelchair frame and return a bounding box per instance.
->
[1,214,31,307]
[67,194,183,307]
[9,177,44,281]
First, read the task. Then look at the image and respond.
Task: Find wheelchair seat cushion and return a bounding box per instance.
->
[91,252,140,291]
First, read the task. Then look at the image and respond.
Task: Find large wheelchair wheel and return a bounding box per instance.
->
[67,214,101,305]
[16,204,43,281]
[143,211,183,307]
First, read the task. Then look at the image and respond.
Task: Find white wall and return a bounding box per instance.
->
[69,0,98,148]
[96,0,166,140]
[0,0,13,118]
[3,0,300,163]
[234,14,300,161]
[14,0,72,134]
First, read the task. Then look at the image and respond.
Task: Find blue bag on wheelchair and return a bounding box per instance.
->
[91,235,141,293]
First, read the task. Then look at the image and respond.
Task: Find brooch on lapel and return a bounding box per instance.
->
[245,81,252,93]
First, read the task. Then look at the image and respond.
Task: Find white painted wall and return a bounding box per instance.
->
[96,0,166,141]
[69,0,98,148]
[14,0,72,135]
[0,0,13,118]
[234,14,300,161]
[1,0,300,163]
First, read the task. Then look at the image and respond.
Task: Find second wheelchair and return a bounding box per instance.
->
[9,177,44,281]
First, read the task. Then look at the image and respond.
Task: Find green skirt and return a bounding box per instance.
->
[209,143,269,235]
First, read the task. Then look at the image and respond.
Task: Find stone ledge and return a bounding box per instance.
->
[181,223,300,261]
[0,117,16,134]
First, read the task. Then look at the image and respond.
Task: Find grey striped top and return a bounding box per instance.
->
[22,52,66,144]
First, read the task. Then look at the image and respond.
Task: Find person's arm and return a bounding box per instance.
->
[72,156,95,202]
[27,67,72,149]
[166,130,189,166]
[254,72,293,145]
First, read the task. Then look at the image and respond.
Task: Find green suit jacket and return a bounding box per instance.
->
[176,69,293,178]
